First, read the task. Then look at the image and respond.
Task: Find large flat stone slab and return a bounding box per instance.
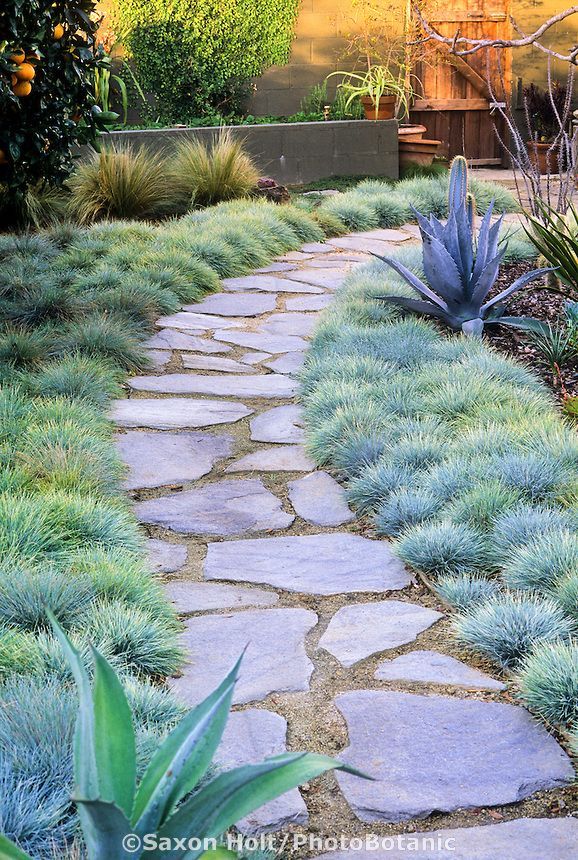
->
[215,709,308,833]
[205,534,411,595]
[286,295,333,311]
[147,538,187,574]
[135,478,293,536]
[288,471,353,526]
[180,354,257,374]
[240,351,272,365]
[374,650,505,691]
[155,312,242,331]
[318,602,442,667]
[314,818,578,859]
[116,430,233,489]
[335,691,574,823]
[300,242,333,253]
[145,349,171,369]
[129,373,298,398]
[255,262,297,273]
[263,352,306,376]
[110,398,252,429]
[164,581,279,612]
[328,237,407,255]
[143,329,231,353]
[171,608,317,706]
[261,312,319,337]
[225,445,314,473]
[213,330,309,354]
[222,275,323,294]
[284,268,349,290]
[182,293,276,317]
[250,405,305,443]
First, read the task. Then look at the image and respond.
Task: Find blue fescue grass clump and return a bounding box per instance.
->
[302,228,578,726]
[518,641,578,725]
[396,520,491,577]
[320,194,380,231]
[501,531,578,592]
[435,573,501,612]
[454,594,574,669]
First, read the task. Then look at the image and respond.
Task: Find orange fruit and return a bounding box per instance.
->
[53,23,64,39]
[9,49,25,64]
[14,62,35,82]
[12,80,32,97]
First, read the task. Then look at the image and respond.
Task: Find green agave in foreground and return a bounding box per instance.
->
[0,617,365,860]
[376,156,552,336]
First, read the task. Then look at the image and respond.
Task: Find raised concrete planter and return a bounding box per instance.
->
[106,121,399,185]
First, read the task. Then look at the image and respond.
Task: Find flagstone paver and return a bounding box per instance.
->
[215,709,308,833]
[112,226,573,845]
[225,444,314,473]
[334,691,574,823]
[287,471,353,526]
[374,650,506,691]
[180,354,258,374]
[213,330,310,353]
[222,275,323,293]
[147,538,187,574]
[204,534,411,595]
[250,404,305,443]
[164,581,279,612]
[116,430,233,489]
[314,818,578,859]
[182,293,277,316]
[110,397,252,429]
[129,373,299,398]
[144,329,231,352]
[135,478,294,536]
[318,602,443,667]
[171,608,317,706]
[263,352,306,375]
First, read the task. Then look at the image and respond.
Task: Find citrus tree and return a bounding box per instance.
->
[0,1,110,217]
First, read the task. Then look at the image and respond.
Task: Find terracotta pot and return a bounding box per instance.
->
[398,123,427,142]
[399,138,442,168]
[361,94,396,120]
[526,141,559,175]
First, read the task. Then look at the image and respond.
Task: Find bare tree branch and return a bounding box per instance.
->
[412,5,578,64]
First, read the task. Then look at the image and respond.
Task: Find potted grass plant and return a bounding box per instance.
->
[327,65,411,120]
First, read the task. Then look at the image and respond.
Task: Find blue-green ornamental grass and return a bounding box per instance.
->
[302,212,578,732]
[0,198,339,856]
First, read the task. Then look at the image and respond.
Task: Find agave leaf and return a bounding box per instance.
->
[132,654,242,834]
[421,232,465,306]
[461,318,484,337]
[0,835,32,860]
[413,208,444,243]
[471,204,496,286]
[73,798,133,860]
[377,294,450,322]
[48,613,98,801]
[469,249,506,308]
[444,205,473,288]
[373,254,449,310]
[149,754,369,860]
[485,315,551,335]
[91,647,136,818]
[481,267,555,312]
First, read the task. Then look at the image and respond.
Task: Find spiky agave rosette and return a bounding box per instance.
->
[375,156,553,336]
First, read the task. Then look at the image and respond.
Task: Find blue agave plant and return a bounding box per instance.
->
[376,156,552,336]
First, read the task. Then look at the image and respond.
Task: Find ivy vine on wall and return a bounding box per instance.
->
[110,0,300,121]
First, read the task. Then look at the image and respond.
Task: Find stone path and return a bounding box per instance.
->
[112,225,576,857]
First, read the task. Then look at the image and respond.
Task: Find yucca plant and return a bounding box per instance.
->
[0,616,363,860]
[375,156,551,336]
[525,200,578,294]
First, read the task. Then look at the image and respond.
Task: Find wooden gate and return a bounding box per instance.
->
[410,0,512,165]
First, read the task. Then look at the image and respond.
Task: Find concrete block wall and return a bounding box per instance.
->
[107,120,399,185]
[248,0,355,116]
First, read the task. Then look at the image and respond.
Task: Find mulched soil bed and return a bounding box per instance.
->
[484,262,578,401]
